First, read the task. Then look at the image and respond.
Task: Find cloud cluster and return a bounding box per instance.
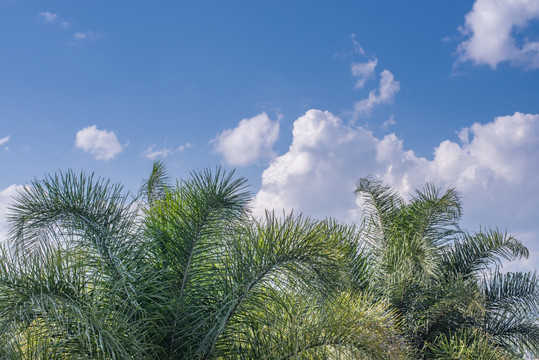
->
[213,113,279,166]
[253,110,539,268]
[457,0,539,69]
[0,136,10,146]
[75,125,125,161]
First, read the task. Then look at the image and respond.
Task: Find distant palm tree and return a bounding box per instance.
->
[0,163,406,359]
[355,177,539,359]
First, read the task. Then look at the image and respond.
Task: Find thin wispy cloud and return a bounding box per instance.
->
[37,11,69,29]
[73,30,104,41]
[0,136,10,146]
[354,70,400,116]
[143,143,191,160]
[38,11,58,23]
[351,59,377,89]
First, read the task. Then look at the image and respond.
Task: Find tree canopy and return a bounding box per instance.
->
[0,162,536,359]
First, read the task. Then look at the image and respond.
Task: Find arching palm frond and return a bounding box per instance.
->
[174,212,353,359]
[6,170,140,275]
[354,177,538,358]
[140,160,171,205]
[443,229,529,278]
[482,271,539,354]
[0,242,146,359]
[355,176,404,250]
[405,183,462,248]
[143,167,251,357]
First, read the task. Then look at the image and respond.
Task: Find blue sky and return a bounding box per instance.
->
[1,1,539,270]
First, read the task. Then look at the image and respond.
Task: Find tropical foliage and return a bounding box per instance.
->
[0,163,536,359]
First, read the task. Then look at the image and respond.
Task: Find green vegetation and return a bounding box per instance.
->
[0,162,537,359]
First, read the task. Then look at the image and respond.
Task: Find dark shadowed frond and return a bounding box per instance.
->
[482,271,539,354]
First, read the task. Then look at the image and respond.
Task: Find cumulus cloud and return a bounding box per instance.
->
[75,125,125,161]
[351,59,378,88]
[354,70,400,116]
[253,110,539,270]
[457,0,539,69]
[213,113,279,166]
[0,136,10,146]
[38,11,58,22]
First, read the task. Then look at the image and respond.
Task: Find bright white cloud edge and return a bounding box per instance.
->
[75,125,124,161]
[253,109,539,271]
[457,0,539,69]
[213,113,279,166]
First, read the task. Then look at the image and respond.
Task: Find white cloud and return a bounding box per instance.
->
[73,30,103,41]
[0,184,23,241]
[143,143,190,160]
[144,146,173,160]
[354,70,400,116]
[254,110,539,270]
[213,113,279,166]
[75,125,125,161]
[457,0,539,69]
[38,11,58,22]
[351,34,366,56]
[0,136,10,146]
[351,59,378,89]
[382,115,396,130]
[61,21,70,28]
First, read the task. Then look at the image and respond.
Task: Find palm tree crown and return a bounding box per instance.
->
[0,164,536,359]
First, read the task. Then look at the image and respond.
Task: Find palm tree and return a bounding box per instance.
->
[0,164,407,359]
[355,177,539,359]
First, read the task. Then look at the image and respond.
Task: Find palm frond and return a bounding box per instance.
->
[427,329,521,360]
[355,176,404,250]
[222,291,409,360]
[139,160,171,205]
[405,183,462,248]
[0,243,147,359]
[482,271,539,355]
[444,229,529,278]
